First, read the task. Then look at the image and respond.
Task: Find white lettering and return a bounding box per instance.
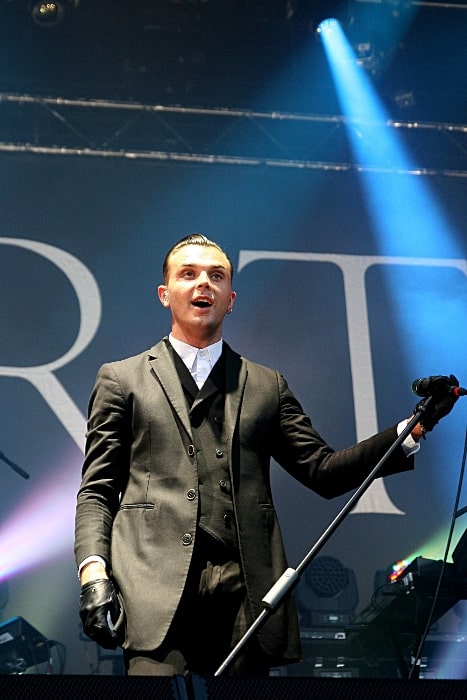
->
[238,251,467,514]
[0,238,102,451]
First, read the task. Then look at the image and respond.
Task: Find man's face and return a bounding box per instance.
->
[158,244,236,346]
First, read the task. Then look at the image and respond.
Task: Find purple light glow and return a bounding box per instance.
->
[0,454,81,581]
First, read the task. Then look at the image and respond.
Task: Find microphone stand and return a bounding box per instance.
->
[0,450,30,480]
[214,400,430,676]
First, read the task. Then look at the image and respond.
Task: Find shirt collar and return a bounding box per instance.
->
[168,333,223,372]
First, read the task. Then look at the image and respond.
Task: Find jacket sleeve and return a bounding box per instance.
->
[74,362,132,568]
[270,371,414,499]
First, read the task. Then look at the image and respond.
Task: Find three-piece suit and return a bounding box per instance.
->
[74,337,413,664]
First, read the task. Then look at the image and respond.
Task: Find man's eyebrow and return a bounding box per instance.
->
[178,262,227,271]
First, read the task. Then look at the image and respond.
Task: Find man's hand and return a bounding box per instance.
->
[79,578,122,649]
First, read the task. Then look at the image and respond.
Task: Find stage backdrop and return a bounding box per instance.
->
[0,152,466,675]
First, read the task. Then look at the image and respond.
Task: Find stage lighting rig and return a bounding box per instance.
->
[29,0,79,27]
[384,0,412,16]
[394,89,416,108]
[296,556,359,628]
[287,0,352,34]
[353,39,385,76]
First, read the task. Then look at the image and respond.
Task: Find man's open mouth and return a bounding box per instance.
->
[192,298,213,308]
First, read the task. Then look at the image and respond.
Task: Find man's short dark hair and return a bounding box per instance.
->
[162,234,234,282]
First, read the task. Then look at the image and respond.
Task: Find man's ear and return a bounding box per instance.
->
[227,290,236,314]
[157,285,169,306]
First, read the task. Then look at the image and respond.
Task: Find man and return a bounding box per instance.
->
[75,234,457,677]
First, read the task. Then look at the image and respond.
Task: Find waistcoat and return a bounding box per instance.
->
[170,346,238,551]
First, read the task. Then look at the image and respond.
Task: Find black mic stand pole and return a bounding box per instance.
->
[0,450,30,479]
[214,400,430,676]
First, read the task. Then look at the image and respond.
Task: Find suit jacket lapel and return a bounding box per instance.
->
[223,342,247,446]
[147,339,247,445]
[147,339,193,440]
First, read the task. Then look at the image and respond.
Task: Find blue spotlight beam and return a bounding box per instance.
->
[319,18,466,518]
[318,18,466,258]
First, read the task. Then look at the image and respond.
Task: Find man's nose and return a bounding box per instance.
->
[196,271,210,286]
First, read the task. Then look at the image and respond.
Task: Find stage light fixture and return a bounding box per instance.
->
[319,25,386,78]
[394,89,416,108]
[296,556,359,628]
[29,0,78,28]
[288,0,352,36]
[31,2,64,26]
[316,17,342,39]
[353,40,384,76]
[384,0,412,17]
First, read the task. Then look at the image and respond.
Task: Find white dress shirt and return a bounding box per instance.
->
[169,333,223,389]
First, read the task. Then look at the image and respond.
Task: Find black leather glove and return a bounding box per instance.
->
[79,578,122,649]
[416,374,460,432]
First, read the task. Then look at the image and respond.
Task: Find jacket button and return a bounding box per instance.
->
[215,448,223,458]
[188,445,196,458]
[182,533,193,546]
[187,489,196,501]
[223,512,232,524]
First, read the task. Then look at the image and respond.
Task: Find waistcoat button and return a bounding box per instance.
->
[187,489,196,500]
[188,445,196,458]
[215,448,223,458]
[181,533,193,546]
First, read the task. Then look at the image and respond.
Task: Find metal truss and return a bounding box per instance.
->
[1,93,466,177]
[356,1,467,8]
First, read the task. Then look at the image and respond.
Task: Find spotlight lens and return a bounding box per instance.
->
[32,1,64,26]
[316,18,339,38]
[40,3,57,16]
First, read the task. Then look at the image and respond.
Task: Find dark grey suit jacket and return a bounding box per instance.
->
[74,338,414,662]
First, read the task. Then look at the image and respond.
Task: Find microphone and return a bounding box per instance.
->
[412,375,467,398]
